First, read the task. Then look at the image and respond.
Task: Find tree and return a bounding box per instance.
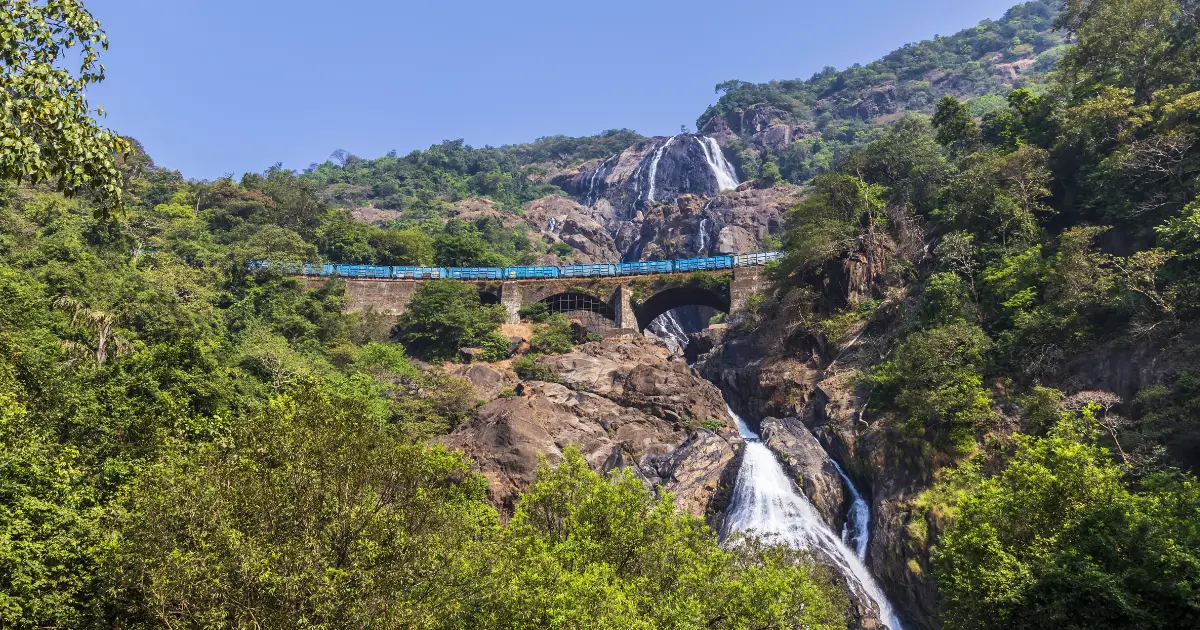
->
[759,160,782,187]
[935,409,1200,630]
[481,449,849,630]
[116,380,499,629]
[395,280,506,361]
[1,0,126,211]
[932,96,982,153]
[371,227,434,265]
[868,322,996,453]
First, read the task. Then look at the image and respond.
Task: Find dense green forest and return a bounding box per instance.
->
[4,0,1200,628]
[1,3,845,628]
[762,0,1200,626]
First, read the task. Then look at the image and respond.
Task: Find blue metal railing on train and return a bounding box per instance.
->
[250,251,782,279]
[447,267,503,280]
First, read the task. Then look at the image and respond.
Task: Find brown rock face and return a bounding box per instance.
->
[448,364,515,403]
[440,336,741,518]
[523,195,623,264]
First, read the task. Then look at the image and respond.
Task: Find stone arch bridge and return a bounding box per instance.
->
[301,267,766,333]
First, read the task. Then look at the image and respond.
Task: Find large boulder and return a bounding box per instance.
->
[440,336,741,517]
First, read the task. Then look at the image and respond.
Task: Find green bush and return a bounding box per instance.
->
[529,314,576,354]
[513,355,559,382]
[518,300,551,323]
[395,280,507,362]
[868,322,996,449]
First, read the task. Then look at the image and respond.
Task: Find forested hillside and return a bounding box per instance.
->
[712,0,1200,626]
[3,0,1200,629]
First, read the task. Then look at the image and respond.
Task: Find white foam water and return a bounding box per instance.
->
[697,136,739,192]
[722,404,904,630]
[645,135,677,203]
[646,309,690,355]
[830,459,870,561]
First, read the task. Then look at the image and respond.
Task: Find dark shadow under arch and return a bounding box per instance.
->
[636,286,729,331]
[479,291,501,306]
[540,292,616,332]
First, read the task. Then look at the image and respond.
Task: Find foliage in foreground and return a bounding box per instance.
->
[934,409,1200,630]
[118,393,848,629]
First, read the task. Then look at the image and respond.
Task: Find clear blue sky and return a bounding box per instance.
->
[89,0,1019,180]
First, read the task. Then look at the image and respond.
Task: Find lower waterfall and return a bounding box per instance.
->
[646,310,690,356]
[722,404,904,630]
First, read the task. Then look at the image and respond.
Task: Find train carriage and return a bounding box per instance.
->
[447,267,503,280]
[561,263,618,278]
[673,255,734,272]
[732,251,783,267]
[334,264,391,278]
[391,266,447,280]
[301,263,336,276]
[616,260,673,275]
[504,266,561,279]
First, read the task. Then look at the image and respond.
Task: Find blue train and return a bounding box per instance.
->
[250,252,783,280]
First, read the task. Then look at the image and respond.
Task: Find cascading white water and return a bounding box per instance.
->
[830,459,870,561]
[646,309,690,355]
[697,136,740,192]
[645,136,677,203]
[723,404,904,630]
[546,217,558,233]
[697,218,710,253]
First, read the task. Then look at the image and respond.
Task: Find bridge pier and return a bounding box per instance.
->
[615,285,638,329]
[500,281,522,324]
[729,266,765,317]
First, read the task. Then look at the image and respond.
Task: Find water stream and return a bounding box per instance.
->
[696,136,740,192]
[646,310,690,356]
[722,404,904,629]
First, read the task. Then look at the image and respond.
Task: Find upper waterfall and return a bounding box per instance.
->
[697,136,739,192]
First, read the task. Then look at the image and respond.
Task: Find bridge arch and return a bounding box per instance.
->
[479,290,501,306]
[635,286,730,331]
[540,292,617,332]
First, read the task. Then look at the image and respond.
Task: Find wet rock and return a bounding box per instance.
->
[760,416,847,531]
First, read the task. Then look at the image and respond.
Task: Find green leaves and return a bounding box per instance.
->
[1,1,125,212]
[395,280,507,362]
[934,410,1200,630]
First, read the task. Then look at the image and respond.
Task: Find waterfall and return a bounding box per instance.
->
[697,136,740,192]
[546,217,558,233]
[583,155,615,206]
[645,136,677,204]
[697,218,710,254]
[830,459,870,561]
[646,310,690,355]
[722,404,904,630]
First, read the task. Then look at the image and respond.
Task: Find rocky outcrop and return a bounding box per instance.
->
[448,364,515,402]
[553,134,740,218]
[523,195,622,264]
[760,416,847,530]
[441,336,741,518]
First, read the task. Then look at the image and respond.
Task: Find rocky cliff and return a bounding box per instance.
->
[440,336,742,518]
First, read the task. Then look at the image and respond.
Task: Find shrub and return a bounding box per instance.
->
[395,280,507,362]
[513,355,558,382]
[529,314,576,354]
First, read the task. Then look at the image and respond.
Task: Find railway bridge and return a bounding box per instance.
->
[299,266,767,333]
